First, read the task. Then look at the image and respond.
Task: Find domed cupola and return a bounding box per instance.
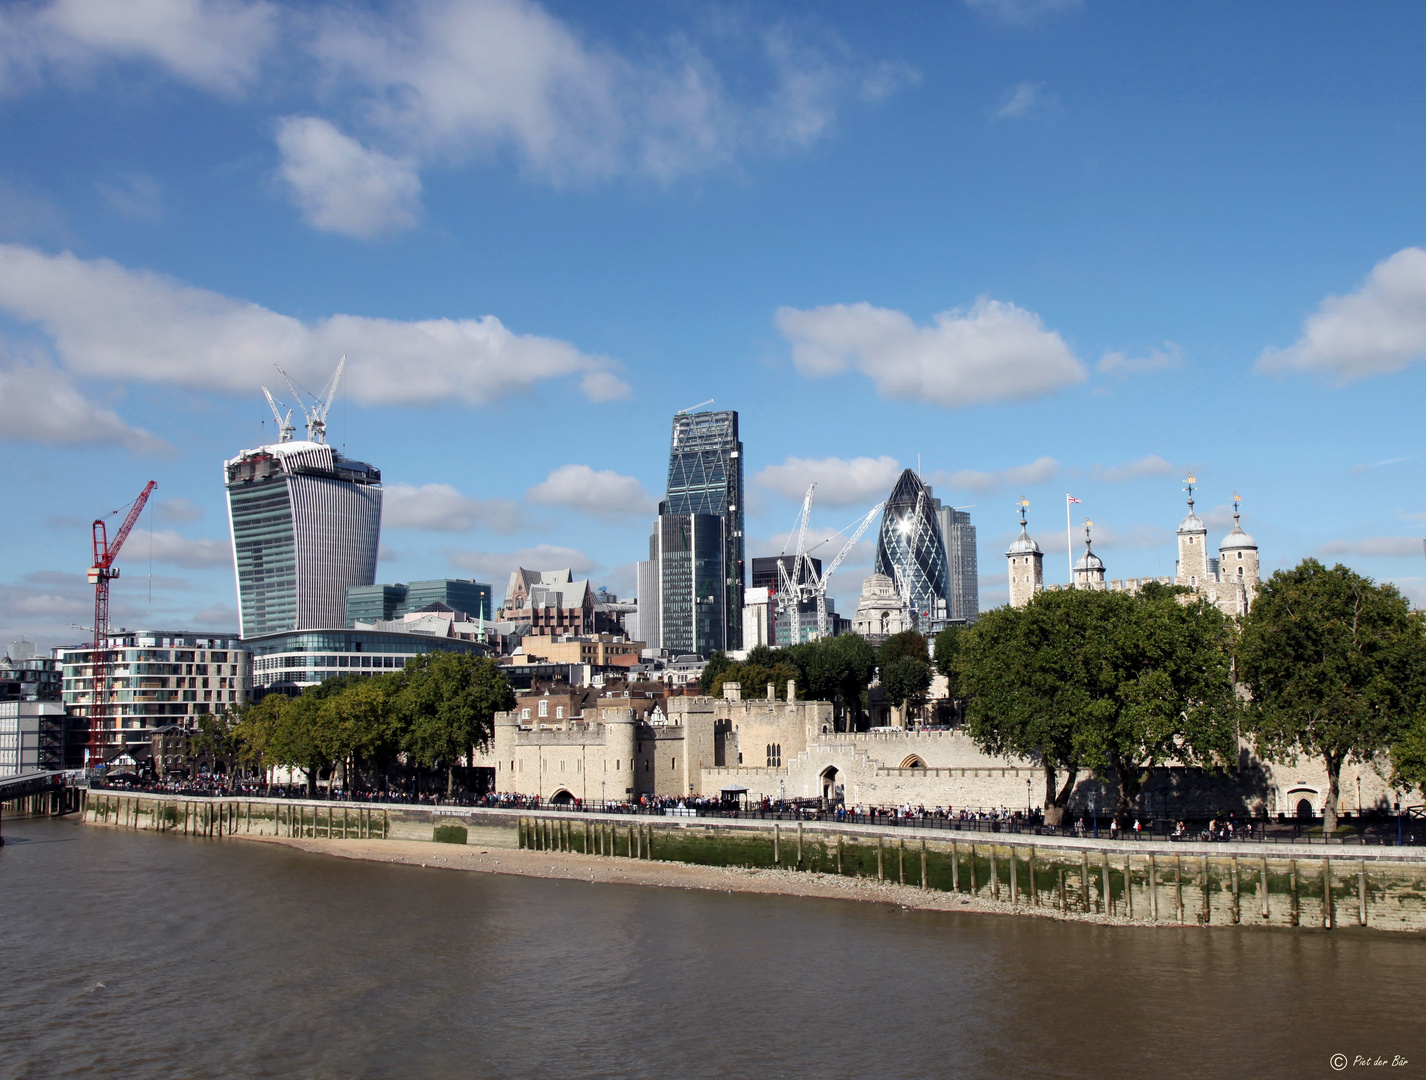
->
[1219,493,1257,551]
[1005,497,1044,608]
[1072,520,1106,587]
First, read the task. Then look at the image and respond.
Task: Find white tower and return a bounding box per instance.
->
[1218,492,1260,614]
[1175,474,1209,589]
[1072,520,1106,589]
[1006,497,1043,609]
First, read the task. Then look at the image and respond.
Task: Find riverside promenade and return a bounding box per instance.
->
[75,788,1426,934]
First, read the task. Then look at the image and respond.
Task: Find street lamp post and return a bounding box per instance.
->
[1398,799,1404,847]
[1025,778,1031,818]
[1091,795,1098,840]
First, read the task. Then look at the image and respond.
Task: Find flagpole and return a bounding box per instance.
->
[1066,494,1073,584]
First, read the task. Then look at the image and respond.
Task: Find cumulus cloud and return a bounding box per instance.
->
[0,0,277,96]
[0,347,167,454]
[776,298,1086,408]
[275,116,422,239]
[147,530,232,568]
[526,465,656,518]
[1092,454,1176,483]
[1098,343,1182,378]
[964,0,1083,26]
[754,455,901,506]
[1319,537,1424,559]
[95,173,162,223]
[446,543,596,583]
[1257,248,1426,382]
[156,497,203,523]
[993,81,1049,120]
[307,0,906,184]
[382,482,520,533]
[933,456,1060,493]
[0,243,630,406]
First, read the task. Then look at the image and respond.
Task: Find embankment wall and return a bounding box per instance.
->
[78,791,1426,935]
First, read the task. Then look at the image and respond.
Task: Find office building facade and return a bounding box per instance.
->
[346,579,492,627]
[873,469,951,629]
[247,628,487,697]
[650,512,727,657]
[663,410,743,652]
[225,440,382,638]
[937,506,979,623]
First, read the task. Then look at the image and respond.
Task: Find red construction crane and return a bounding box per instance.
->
[87,480,156,768]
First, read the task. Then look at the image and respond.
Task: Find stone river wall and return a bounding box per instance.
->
[79,791,1426,935]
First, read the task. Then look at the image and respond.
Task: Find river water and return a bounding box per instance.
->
[1,818,1421,1080]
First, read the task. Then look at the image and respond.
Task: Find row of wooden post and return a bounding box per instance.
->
[82,793,389,842]
[519,816,655,859]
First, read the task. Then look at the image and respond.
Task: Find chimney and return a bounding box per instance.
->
[787,679,797,701]
[766,681,775,701]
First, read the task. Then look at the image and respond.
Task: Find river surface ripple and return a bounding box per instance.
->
[0,818,1422,1080]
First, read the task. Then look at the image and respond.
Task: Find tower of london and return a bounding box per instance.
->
[1005,479,1260,617]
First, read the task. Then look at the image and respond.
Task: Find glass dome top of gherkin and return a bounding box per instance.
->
[873,468,951,624]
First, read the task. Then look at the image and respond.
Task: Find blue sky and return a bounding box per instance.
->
[4,0,1426,651]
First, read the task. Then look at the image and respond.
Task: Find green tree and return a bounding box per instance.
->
[250,691,343,796]
[698,651,733,695]
[398,652,515,795]
[957,601,1082,822]
[958,587,1239,824]
[1238,559,1426,833]
[187,710,240,779]
[324,679,405,793]
[878,630,928,667]
[880,655,933,721]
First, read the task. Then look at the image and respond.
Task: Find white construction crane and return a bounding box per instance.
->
[777,484,817,644]
[260,386,295,443]
[811,500,884,636]
[274,355,346,445]
[675,398,715,415]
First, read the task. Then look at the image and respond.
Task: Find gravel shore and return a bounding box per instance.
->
[244,834,1190,928]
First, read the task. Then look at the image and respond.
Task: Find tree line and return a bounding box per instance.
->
[192,652,514,796]
[945,561,1426,831]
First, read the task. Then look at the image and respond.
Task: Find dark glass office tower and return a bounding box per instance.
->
[653,513,727,657]
[663,410,743,651]
[874,469,951,628]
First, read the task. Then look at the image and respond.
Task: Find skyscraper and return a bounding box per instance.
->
[656,409,744,653]
[873,469,951,628]
[225,440,382,638]
[937,506,979,623]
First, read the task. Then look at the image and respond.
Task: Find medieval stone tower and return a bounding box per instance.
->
[1217,495,1260,612]
[1005,499,1043,608]
[1175,476,1210,588]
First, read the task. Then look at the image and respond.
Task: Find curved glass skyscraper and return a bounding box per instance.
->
[873,469,951,627]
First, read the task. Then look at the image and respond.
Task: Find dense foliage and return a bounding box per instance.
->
[957,583,1240,824]
[223,653,514,795]
[1237,559,1426,831]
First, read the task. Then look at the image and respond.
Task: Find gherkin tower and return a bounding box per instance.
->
[873,469,951,626]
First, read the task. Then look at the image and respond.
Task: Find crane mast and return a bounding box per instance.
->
[813,500,884,636]
[274,355,346,444]
[777,484,816,645]
[87,480,157,768]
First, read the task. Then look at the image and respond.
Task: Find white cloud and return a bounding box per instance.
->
[382,482,520,533]
[0,243,630,406]
[1098,343,1182,378]
[446,543,596,583]
[776,298,1086,408]
[275,116,422,239]
[964,0,1083,27]
[1092,454,1176,483]
[95,173,162,223]
[993,81,1048,120]
[1319,537,1424,559]
[156,497,204,523]
[754,455,902,506]
[147,530,232,568]
[526,464,656,518]
[191,602,238,626]
[0,0,277,96]
[0,347,167,454]
[1257,247,1426,382]
[933,456,1060,493]
[307,0,906,184]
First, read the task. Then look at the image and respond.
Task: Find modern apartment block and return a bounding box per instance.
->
[225,439,382,637]
[58,629,252,761]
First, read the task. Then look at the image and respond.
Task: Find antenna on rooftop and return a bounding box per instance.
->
[274,355,346,444]
[675,398,714,415]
